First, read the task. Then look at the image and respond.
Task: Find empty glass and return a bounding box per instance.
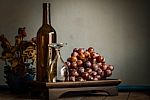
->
[48,43,68,82]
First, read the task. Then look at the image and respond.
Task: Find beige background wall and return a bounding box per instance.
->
[0,0,150,85]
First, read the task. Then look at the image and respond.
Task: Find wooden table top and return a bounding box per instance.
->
[0,90,149,100]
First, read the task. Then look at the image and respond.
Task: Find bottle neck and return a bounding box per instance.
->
[43,3,51,25]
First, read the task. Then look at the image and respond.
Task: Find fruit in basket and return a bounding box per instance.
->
[65,47,114,82]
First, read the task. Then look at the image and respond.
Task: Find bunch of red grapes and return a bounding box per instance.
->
[65,47,114,82]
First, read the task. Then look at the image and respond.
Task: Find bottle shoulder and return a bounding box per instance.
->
[37,24,56,35]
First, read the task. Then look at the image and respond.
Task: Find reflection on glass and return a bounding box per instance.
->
[48,43,68,82]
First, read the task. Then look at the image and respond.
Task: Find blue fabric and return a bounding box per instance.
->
[118,84,150,91]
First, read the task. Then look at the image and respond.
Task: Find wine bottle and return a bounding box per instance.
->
[36,3,56,82]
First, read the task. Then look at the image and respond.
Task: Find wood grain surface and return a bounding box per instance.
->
[29,79,122,88]
[0,91,149,100]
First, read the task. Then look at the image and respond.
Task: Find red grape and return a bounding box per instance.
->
[84,50,90,58]
[70,62,77,69]
[96,56,101,63]
[101,56,105,63]
[95,75,101,80]
[88,47,94,53]
[73,48,78,52]
[65,61,71,67]
[76,77,84,81]
[90,71,97,77]
[91,52,99,59]
[102,64,108,71]
[67,57,71,62]
[66,47,114,82]
[78,48,85,54]
[84,61,92,68]
[101,71,105,78]
[82,72,89,79]
[97,68,103,75]
[71,51,78,57]
[70,56,78,62]
[76,60,83,67]
[105,69,112,77]
[93,77,99,81]
[78,53,85,60]
[97,62,102,68]
[87,75,94,81]
[85,68,92,73]
[70,69,79,77]
[69,76,76,82]
[92,64,99,71]
[78,67,85,74]
[107,65,114,71]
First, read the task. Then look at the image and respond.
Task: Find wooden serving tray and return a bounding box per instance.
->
[30,79,121,88]
[47,79,121,88]
[29,79,121,100]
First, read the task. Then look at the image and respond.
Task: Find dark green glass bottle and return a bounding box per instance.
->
[36,3,56,82]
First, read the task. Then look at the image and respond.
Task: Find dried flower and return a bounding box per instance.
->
[0,27,36,78]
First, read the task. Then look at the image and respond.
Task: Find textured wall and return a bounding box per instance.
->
[0,0,150,85]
